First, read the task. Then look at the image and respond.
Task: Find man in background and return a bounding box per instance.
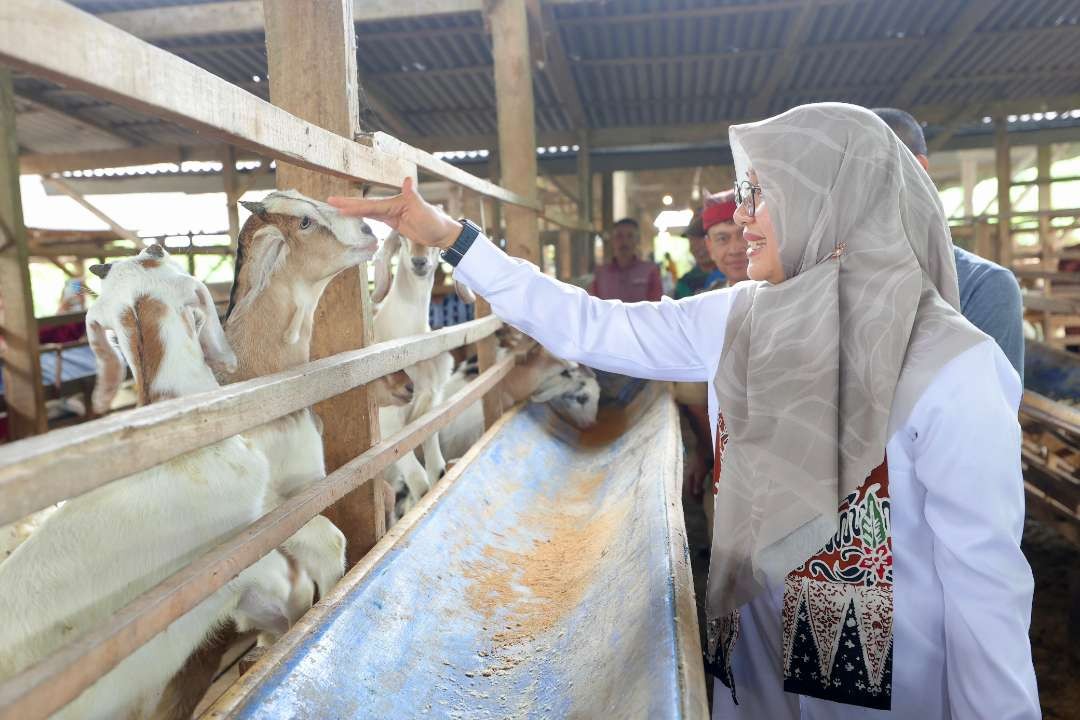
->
[588,218,662,302]
[874,107,1025,380]
[675,210,719,298]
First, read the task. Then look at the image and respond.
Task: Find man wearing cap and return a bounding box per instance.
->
[588,217,663,303]
[702,190,748,291]
[675,209,719,299]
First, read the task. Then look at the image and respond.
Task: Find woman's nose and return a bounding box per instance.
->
[732,204,751,227]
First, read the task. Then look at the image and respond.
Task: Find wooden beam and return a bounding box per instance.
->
[538,2,586,128]
[0,315,501,527]
[19,145,204,175]
[489,0,541,263]
[222,145,240,249]
[0,353,515,720]
[41,176,146,248]
[263,0,385,564]
[927,104,987,154]
[0,71,46,439]
[995,115,1012,267]
[541,170,578,205]
[0,0,413,188]
[575,132,592,276]
[891,0,998,108]
[16,91,137,148]
[746,1,817,118]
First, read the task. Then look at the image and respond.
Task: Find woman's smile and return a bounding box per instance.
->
[745,232,766,258]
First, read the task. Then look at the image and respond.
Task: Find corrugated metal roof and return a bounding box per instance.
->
[13,0,1080,157]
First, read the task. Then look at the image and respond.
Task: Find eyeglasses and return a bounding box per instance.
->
[733,180,762,219]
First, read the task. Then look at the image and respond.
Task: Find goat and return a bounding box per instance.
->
[372,231,468,498]
[0,247,295,720]
[440,334,600,462]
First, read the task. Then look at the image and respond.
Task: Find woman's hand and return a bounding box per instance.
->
[328,177,462,250]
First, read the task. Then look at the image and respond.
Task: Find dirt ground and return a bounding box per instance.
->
[682,495,1080,716]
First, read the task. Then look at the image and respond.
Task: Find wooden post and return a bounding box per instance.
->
[488,0,540,264]
[0,70,46,438]
[961,155,977,221]
[575,132,592,276]
[222,145,240,248]
[557,229,572,280]
[994,116,1012,268]
[475,159,503,430]
[601,170,614,264]
[1037,144,1053,271]
[263,0,385,565]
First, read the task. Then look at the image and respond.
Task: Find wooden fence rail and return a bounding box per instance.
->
[0,0,546,210]
[0,315,501,527]
[0,353,516,720]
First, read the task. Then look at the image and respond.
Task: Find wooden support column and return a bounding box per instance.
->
[488,0,540,263]
[961,155,977,220]
[601,170,614,264]
[994,116,1012,268]
[263,0,385,565]
[222,145,240,248]
[575,132,592,276]
[557,229,572,280]
[0,71,45,438]
[1037,144,1053,270]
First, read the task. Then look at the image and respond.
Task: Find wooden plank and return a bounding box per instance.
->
[263,0,384,564]
[205,399,522,719]
[0,355,516,720]
[0,0,413,188]
[368,132,538,210]
[98,0,498,41]
[1021,390,1080,438]
[0,315,501,527]
[222,145,240,248]
[41,176,146,247]
[488,0,541,263]
[1022,292,1080,315]
[995,115,1012,267]
[1038,144,1052,268]
[0,71,46,438]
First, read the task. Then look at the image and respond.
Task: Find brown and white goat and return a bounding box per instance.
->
[0,247,296,720]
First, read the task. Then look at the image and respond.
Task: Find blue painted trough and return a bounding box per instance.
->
[208,384,708,719]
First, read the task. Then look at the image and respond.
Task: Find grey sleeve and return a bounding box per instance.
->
[962,268,1025,382]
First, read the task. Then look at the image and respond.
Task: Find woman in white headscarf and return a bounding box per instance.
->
[329,103,1040,719]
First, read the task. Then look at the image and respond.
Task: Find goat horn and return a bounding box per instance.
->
[240,200,268,218]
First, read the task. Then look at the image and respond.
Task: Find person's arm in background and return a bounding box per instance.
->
[647,264,663,302]
[960,264,1025,382]
[329,179,735,383]
[912,342,1039,719]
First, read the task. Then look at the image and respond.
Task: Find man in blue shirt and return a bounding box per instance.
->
[874,108,1025,380]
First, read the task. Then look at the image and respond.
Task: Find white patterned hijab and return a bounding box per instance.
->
[707,103,987,615]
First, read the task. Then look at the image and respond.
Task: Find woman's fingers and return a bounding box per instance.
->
[327,194,402,219]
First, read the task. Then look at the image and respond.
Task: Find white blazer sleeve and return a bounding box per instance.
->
[453,235,737,382]
[910,342,1039,720]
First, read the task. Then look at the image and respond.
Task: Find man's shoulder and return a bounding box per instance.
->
[954,247,1019,293]
[679,265,706,282]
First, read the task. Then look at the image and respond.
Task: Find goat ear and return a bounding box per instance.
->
[144,243,166,258]
[86,317,126,415]
[188,280,237,375]
[89,263,112,279]
[453,279,476,304]
[240,200,268,219]
[236,585,291,640]
[371,231,401,303]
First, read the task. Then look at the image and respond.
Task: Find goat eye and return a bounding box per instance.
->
[560,369,572,378]
[299,216,312,230]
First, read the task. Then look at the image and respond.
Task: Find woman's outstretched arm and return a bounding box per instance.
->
[330,179,736,382]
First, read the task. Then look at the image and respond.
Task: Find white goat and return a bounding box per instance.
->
[372,231,470,507]
[0,247,295,720]
[440,336,600,462]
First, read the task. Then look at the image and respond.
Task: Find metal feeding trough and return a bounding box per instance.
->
[208,383,707,719]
